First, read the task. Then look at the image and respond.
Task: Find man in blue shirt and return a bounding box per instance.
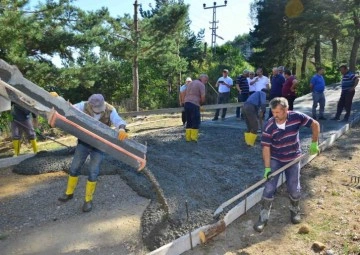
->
[310,67,327,120]
[235,69,250,120]
[331,65,359,121]
[268,67,285,119]
[242,91,266,146]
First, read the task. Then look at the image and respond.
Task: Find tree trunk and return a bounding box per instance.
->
[349,8,360,72]
[331,38,338,70]
[349,35,360,72]
[132,0,140,111]
[132,56,139,111]
[314,35,321,68]
[301,44,310,79]
[300,39,313,79]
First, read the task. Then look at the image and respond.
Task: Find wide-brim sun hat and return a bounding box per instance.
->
[88,94,106,113]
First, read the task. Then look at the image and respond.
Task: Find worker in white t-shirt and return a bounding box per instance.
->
[212,69,233,121]
[249,68,270,93]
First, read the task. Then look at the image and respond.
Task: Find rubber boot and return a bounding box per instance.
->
[30,139,38,154]
[12,139,20,156]
[191,129,199,142]
[244,132,250,145]
[185,129,191,142]
[82,180,97,212]
[253,199,273,232]
[247,133,257,146]
[289,197,301,224]
[58,176,79,202]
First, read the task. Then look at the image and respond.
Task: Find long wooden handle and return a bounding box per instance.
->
[213,153,308,216]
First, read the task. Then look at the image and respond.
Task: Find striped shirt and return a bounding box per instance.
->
[341,71,356,91]
[261,111,313,162]
[235,75,249,94]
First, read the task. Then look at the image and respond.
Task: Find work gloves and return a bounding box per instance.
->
[118,128,128,141]
[309,141,319,155]
[34,128,41,136]
[264,167,272,179]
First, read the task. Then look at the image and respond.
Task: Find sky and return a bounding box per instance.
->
[68,0,254,45]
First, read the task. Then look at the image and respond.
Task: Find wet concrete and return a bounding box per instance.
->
[10,84,360,251]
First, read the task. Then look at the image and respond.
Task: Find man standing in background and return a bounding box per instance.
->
[268,67,285,119]
[212,69,233,121]
[331,64,359,122]
[235,70,250,120]
[179,77,192,126]
[184,74,208,142]
[249,68,270,93]
[310,67,327,120]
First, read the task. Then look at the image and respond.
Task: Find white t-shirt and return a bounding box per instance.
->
[248,77,257,92]
[217,76,233,93]
[251,75,269,91]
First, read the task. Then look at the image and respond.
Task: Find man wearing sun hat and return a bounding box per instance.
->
[58,94,128,212]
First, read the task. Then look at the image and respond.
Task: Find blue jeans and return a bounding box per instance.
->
[262,159,301,200]
[236,93,249,118]
[69,141,104,182]
[312,92,326,117]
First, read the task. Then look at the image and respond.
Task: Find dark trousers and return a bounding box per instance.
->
[242,103,258,133]
[335,89,355,120]
[181,110,186,125]
[285,95,296,111]
[236,93,249,118]
[214,92,230,119]
[185,102,201,129]
[263,159,301,200]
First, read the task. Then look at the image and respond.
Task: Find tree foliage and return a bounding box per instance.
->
[249,0,359,82]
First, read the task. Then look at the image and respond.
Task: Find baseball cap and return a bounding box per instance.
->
[88,94,106,113]
[223,69,229,73]
[185,77,192,82]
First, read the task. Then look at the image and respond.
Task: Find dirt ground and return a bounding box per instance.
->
[0,84,359,254]
[185,124,360,255]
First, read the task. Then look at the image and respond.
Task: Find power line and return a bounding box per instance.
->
[203,1,227,53]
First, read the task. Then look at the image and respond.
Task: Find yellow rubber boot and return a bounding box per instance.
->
[244,132,250,145]
[83,180,97,212]
[58,175,78,202]
[185,129,191,142]
[248,133,258,146]
[191,129,199,142]
[30,139,38,154]
[66,176,79,195]
[12,139,20,156]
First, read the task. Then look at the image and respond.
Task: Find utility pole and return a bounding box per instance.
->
[203,1,227,54]
[132,0,140,111]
